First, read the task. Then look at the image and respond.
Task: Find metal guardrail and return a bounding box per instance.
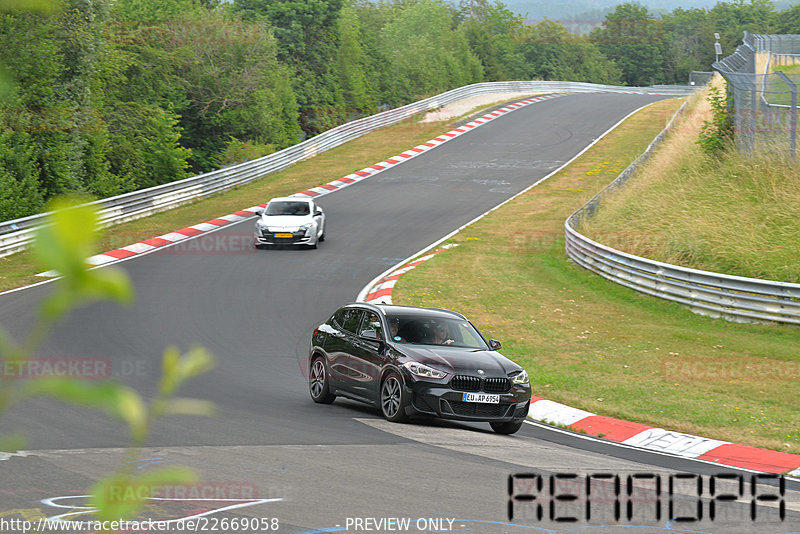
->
[0,81,693,258]
[565,101,800,325]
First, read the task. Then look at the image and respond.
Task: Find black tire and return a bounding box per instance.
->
[380,372,408,422]
[309,356,335,404]
[490,420,524,435]
[319,229,325,242]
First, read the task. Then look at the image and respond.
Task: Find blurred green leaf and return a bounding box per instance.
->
[33,199,133,321]
[153,398,216,418]
[0,434,26,453]
[90,467,196,522]
[26,380,147,440]
[177,347,215,382]
[159,347,181,396]
[159,347,214,396]
[32,198,98,276]
[83,268,134,305]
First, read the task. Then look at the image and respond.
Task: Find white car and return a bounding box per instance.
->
[253,197,326,249]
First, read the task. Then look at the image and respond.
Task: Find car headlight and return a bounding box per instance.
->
[255,220,267,229]
[299,222,313,234]
[403,361,447,379]
[510,370,529,385]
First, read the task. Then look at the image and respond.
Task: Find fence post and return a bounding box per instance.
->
[776,71,797,159]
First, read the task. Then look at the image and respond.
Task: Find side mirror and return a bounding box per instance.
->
[254,207,265,216]
[489,339,502,350]
[315,209,323,216]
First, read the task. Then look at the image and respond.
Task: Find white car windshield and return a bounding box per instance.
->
[385,314,488,349]
[265,201,310,216]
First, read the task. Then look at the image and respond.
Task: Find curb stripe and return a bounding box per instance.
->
[141,238,171,248]
[526,397,800,474]
[697,443,800,472]
[105,249,137,260]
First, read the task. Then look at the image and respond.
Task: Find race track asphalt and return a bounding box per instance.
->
[1,92,797,533]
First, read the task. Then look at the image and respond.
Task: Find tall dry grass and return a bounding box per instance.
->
[579,76,800,282]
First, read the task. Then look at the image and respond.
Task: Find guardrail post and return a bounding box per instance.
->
[776,71,797,159]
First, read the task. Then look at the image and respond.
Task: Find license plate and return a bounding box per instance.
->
[462,392,500,403]
[274,233,293,238]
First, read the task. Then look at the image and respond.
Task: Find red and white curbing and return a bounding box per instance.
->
[37,94,564,277]
[530,396,800,476]
[363,245,458,304]
[360,235,800,478]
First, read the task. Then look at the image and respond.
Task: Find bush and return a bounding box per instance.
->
[697,85,734,155]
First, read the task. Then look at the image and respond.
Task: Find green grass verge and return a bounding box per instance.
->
[579,82,800,282]
[0,97,531,293]
[774,64,800,74]
[391,97,800,453]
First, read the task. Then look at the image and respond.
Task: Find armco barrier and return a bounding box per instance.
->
[0,81,693,258]
[565,102,800,325]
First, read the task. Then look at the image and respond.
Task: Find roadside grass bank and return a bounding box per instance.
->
[391,97,800,453]
[579,80,800,282]
[0,96,533,293]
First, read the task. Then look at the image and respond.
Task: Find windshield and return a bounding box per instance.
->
[385,314,488,349]
[265,201,310,216]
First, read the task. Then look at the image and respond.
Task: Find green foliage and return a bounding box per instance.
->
[458,0,527,80]
[518,20,621,84]
[1,199,216,524]
[0,130,43,220]
[380,0,483,102]
[234,0,345,135]
[590,3,667,86]
[337,6,372,116]
[697,85,735,155]
[0,0,794,221]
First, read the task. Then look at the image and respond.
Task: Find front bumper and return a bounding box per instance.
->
[254,229,315,246]
[405,379,530,422]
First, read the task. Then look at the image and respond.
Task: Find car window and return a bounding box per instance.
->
[265,201,310,216]
[361,312,383,339]
[341,309,365,333]
[331,309,347,329]
[385,314,488,349]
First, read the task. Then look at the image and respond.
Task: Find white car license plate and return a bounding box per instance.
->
[462,392,500,403]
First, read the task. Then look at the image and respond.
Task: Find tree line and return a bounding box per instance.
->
[0,0,793,221]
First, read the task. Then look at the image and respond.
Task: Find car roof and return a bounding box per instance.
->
[268,196,312,204]
[347,303,466,320]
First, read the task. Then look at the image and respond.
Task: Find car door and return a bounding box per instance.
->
[324,308,365,393]
[311,201,324,237]
[350,311,388,401]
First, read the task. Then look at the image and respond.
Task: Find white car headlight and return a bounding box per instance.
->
[510,370,529,385]
[403,361,447,379]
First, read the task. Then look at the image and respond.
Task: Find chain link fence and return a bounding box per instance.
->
[689,71,714,86]
[713,31,800,157]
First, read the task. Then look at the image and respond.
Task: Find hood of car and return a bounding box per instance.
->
[395,345,519,377]
[259,214,313,229]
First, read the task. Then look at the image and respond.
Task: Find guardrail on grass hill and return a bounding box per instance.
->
[565,101,800,325]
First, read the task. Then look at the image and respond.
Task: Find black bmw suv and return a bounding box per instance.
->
[308,303,531,434]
